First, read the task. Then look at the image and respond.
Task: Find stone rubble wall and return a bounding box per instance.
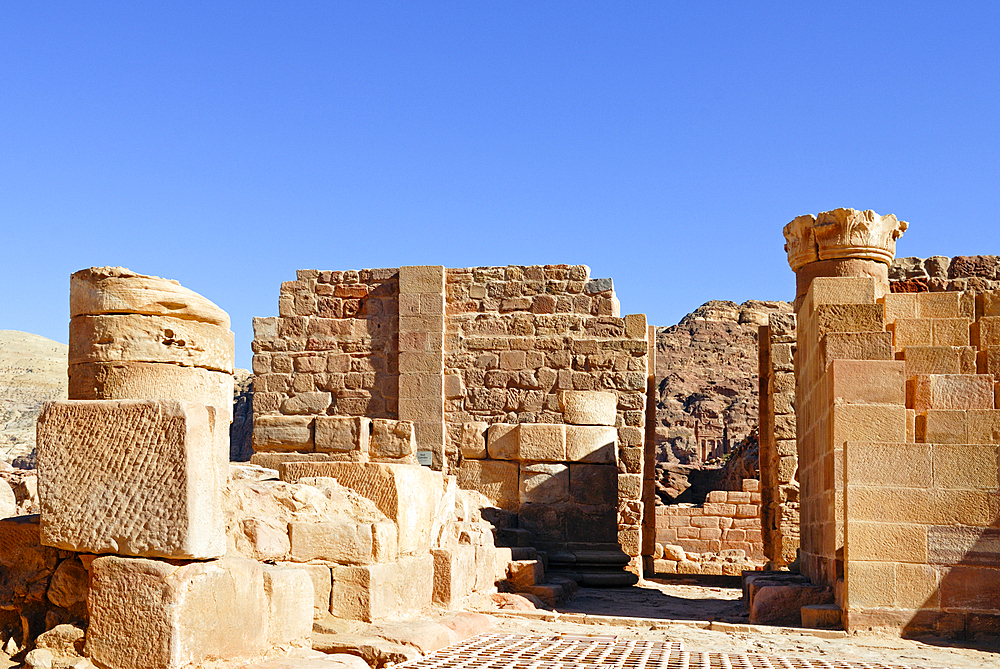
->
[251,268,400,422]
[653,478,764,575]
[890,254,1000,293]
[757,313,800,569]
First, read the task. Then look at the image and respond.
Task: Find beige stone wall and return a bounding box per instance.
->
[251,268,400,432]
[654,478,764,571]
[251,264,653,572]
[758,313,800,568]
[793,276,1000,633]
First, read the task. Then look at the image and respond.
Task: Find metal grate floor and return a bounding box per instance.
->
[395,633,945,669]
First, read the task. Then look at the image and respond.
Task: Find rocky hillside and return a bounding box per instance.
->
[654,300,791,470]
[0,331,68,463]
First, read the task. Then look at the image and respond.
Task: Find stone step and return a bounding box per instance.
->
[802,603,842,629]
[547,568,639,587]
[508,547,537,561]
[506,559,545,589]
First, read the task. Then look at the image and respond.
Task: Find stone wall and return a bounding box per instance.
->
[252,265,654,579]
[890,255,1000,293]
[653,478,764,575]
[251,268,399,421]
[757,313,800,569]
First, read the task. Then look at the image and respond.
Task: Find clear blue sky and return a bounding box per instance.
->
[2,3,997,369]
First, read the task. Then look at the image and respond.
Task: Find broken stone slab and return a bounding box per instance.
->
[370,419,417,462]
[69,314,235,373]
[262,564,314,647]
[330,554,434,622]
[560,391,617,426]
[458,421,488,459]
[70,266,231,328]
[37,400,226,559]
[68,361,234,420]
[86,556,268,669]
[314,416,370,455]
[282,462,441,557]
[253,415,315,452]
[310,633,420,667]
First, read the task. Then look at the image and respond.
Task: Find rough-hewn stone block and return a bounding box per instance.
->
[254,415,314,452]
[828,359,905,405]
[903,346,977,376]
[456,459,519,509]
[86,556,267,669]
[314,416,370,455]
[564,425,618,464]
[38,400,225,559]
[560,390,617,426]
[281,462,441,556]
[262,564,314,647]
[288,520,374,565]
[457,422,488,459]
[517,423,566,461]
[908,374,995,413]
[370,419,416,461]
[330,554,434,622]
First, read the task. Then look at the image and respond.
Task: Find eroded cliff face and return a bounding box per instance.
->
[0,331,68,463]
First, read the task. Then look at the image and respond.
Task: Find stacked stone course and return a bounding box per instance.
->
[251,264,656,582]
[653,478,765,575]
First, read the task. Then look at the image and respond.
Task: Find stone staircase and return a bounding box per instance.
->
[492,531,580,607]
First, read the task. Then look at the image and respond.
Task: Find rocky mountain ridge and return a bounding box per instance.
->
[0,331,68,462]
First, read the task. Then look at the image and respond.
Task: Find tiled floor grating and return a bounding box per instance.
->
[395,634,944,669]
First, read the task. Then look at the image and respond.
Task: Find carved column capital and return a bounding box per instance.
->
[783,208,908,272]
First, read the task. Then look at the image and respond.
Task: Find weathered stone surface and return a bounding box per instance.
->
[253,415,314,452]
[370,419,416,461]
[0,478,16,518]
[486,423,518,460]
[517,423,566,461]
[784,208,907,271]
[68,361,234,419]
[288,520,374,564]
[519,463,569,504]
[281,462,441,556]
[330,554,434,621]
[70,266,230,328]
[69,314,234,373]
[314,416,370,454]
[37,400,226,559]
[276,562,331,618]
[749,583,833,626]
[560,390,617,426]
[456,459,519,509]
[86,556,268,669]
[565,426,617,463]
[281,392,332,415]
[47,557,88,609]
[458,421,489,459]
[262,564,313,647]
[247,655,370,669]
[432,545,477,605]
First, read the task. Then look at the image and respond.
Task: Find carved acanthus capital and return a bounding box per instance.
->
[783,208,908,272]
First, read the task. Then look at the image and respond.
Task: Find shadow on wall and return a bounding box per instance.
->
[904,520,1000,642]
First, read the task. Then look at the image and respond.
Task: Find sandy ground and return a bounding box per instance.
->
[486,577,1000,669]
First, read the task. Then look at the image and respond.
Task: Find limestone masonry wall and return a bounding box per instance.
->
[653,478,764,575]
[251,264,654,582]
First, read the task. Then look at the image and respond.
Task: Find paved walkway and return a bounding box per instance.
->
[397,633,950,669]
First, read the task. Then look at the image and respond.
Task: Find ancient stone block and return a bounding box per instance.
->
[814,304,884,336]
[908,374,995,413]
[517,423,566,461]
[370,419,416,461]
[749,583,833,626]
[281,462,441,556]
[262,564,314,647]
[314,416,370,455]
[880,293,917,322]
[281,392,332,415]
[458,422,488,459]
[399,266,445,295]
[804,277,878,311]
[277,562,331,619]
[966,409,1000,443]
[831,404,907,447]
[68,361,234,419]
[843,442,932,489]
[820,332,893,367]
[916,292,961,319]
[253,415,314,452]
[917,410,968,444]
[69,314,234,373]
[569,464,618,506]
[456,459,519,509]
[288,520,374,565]
[519,463,569,504]
[828,359,905,405]
[486,423,518,460]
[933,318,971,347]
[431,545,477,606]
[903,346,977,376]
[330,554,434,622]
[560,390,617,426]
[845,521,928,563]
[889,318,932,348]
[37,400,225,559]
[86,556,267,669]
[70,266,230,328]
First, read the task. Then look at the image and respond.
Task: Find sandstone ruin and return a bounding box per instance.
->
[1,214,999,668]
